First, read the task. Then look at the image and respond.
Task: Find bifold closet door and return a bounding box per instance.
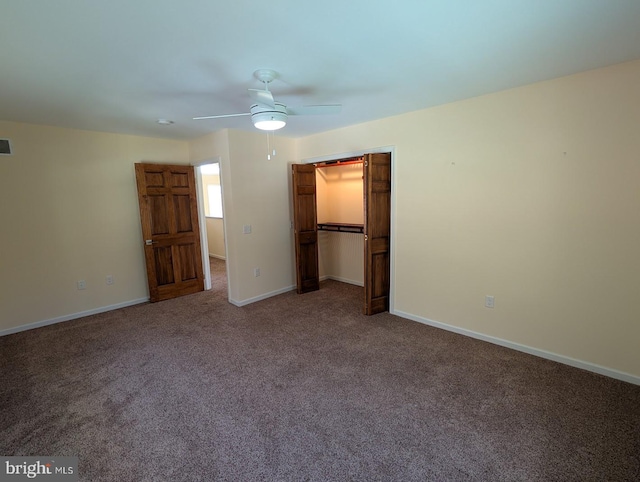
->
[292,163,320,293]
[292,154,391,315]
[363,153,391,315]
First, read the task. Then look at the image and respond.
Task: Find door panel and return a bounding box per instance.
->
[154,246,175,286]
[144,170,164,187]
[174,195,193,232]
[149,195,170,235]
[171,171,189,187]
[178,243,198,280]
[292,163,319,294]
[135,163,205,302]
[364,152,391,315]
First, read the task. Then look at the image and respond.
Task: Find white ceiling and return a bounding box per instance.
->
[2,0,640,140]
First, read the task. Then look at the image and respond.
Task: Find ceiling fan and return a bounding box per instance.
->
[193,69,342,131]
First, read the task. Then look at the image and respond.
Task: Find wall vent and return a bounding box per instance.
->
[0,139,12,155]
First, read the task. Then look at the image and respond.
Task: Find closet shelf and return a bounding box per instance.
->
[317,222,364,234]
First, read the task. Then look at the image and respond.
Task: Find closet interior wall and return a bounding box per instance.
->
[315,161,364,286]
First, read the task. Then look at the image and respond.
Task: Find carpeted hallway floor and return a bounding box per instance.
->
[1,258,639,481]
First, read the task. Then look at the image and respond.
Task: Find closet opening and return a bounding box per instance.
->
[292,152,391,315]
[316,157,365,287]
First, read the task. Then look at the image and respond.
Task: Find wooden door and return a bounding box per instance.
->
[364,153,391,315]
[292,163,320,293]
[135,163,204,302]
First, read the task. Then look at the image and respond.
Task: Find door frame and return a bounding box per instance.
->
[192,156,230,300]
[298,146,397,314]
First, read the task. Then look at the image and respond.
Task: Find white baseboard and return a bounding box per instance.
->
[230,276,362,308]
[320,275,364,287]
[393,309,640,386]
[229,285,296,307]
[208,254,226,260]
[0,298,149,337]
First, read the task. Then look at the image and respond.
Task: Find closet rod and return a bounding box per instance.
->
[317,222,364,234]
[314,157,364,168]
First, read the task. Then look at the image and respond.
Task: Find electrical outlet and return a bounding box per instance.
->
[106,275,114,285]
[243,225,252,234]
[485,295,495,309]
[77,280,86,290]
[254,267,260,277]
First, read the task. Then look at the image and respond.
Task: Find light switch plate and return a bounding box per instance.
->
[485,295,495,308]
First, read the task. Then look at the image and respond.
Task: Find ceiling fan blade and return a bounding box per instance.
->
[287,104,342,116]
[248,88,275,107]
[193,112,250,120]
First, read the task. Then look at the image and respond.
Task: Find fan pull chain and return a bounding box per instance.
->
[271,131,276,158]
[266,132,276,161]
[266,132,271,160]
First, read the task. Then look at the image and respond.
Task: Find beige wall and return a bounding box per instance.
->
[188,129,297,304]
[0,121,189,333]
[299,60,640,380]
[318,232,364,286]
[205,218,225,259]
[316,163,363,224]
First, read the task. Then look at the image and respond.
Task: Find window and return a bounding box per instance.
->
[200,163,223,218]
[207,184,223,218]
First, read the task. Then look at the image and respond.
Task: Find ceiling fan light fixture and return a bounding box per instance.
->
[254,117,286,131]
[251,103,287,131]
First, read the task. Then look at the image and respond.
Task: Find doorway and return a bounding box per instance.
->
[195,159,229,299]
